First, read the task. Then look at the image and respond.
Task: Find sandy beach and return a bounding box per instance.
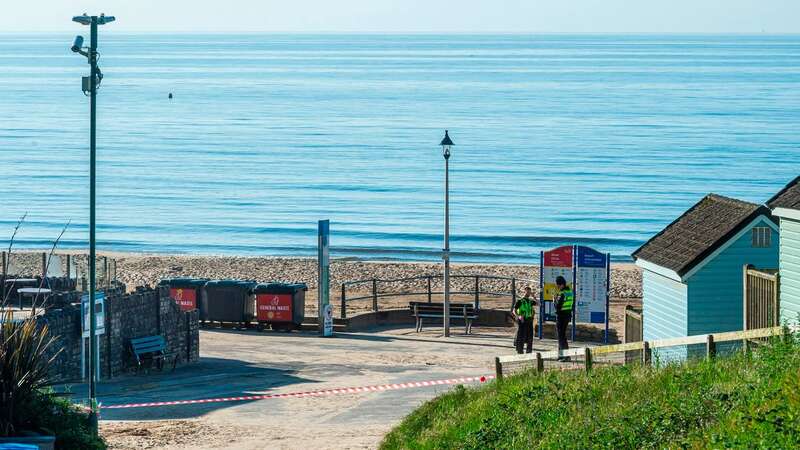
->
[5,251,642,299]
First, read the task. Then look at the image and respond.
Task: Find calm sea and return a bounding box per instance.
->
[1,34,799,262]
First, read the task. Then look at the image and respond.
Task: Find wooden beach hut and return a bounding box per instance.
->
[768,176,800,327]
[632,194,778,357]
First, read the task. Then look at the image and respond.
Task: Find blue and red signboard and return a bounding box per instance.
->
[538,245,611,343]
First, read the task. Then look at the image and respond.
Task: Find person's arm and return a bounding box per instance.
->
[554,292,564,311]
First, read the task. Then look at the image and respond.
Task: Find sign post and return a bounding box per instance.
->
[318,220,331,336]
[539,245,611,343]
[81,292,105,380]
[575,246,611,344]
[538,246,574,339]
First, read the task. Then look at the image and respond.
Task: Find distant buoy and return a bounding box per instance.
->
[168,93,173,99]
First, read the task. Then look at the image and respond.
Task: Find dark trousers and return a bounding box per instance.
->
[515,319,534,354]
[556,312,572,352]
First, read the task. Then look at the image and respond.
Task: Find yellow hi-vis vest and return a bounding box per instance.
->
[516,297,534,319]
[559,289,574,312]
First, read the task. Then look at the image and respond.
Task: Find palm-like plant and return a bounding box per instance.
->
[0,215,66,437]
[0,315,58,436]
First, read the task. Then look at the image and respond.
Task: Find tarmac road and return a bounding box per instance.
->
[81,326,562,449]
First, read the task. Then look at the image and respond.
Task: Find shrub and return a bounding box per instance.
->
[0,316,57,436]
[22,392,106,450]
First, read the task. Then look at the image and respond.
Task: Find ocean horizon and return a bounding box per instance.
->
[2,33,799,263]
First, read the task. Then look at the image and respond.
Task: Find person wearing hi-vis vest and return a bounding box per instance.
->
[554,276,574,361]
[513,286,537,354]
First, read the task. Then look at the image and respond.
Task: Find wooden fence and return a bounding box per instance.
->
[624,306,643,364]
[743,266,779,331]
[494,326,787,379]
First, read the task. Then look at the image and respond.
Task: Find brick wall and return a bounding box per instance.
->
[39,286,199,382]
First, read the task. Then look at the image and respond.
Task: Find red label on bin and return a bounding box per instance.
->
[257,294,293,322]
[170,288,196,311]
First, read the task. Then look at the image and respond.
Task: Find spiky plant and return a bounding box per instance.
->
[0,312,59,436]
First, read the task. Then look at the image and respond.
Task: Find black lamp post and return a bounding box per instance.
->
[71,12,114,433]
[440,130,454,337]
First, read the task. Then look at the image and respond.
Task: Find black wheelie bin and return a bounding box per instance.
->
[202,280,257,328]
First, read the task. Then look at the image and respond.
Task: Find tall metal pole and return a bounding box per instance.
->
[443,153,451,337]
[87,15,99,431]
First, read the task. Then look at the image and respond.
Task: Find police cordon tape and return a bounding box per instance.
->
[101,374,495,409]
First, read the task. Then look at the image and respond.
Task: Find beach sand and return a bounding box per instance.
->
[5,251,642,330]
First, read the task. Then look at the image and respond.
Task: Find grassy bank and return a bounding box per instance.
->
[382,334,800,449]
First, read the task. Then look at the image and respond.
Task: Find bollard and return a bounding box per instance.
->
[536,352,544,373]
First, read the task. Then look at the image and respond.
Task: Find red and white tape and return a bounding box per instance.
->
[102,374,493,410]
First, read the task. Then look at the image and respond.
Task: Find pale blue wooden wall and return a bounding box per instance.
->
[779,218,800,326]
[643,270,687,339]
[642,270,688,361]
[687,217,779,335]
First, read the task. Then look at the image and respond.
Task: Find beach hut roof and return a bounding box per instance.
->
[632,194,774,276]
[768,175,800,211]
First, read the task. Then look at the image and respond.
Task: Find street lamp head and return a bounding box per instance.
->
[440,130,454,159]
[72,14,91,25]
[72,13,116,25]
[97,14,116,25]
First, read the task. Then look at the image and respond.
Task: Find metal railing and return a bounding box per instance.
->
[494,326,789,379]
[339,274,536,319]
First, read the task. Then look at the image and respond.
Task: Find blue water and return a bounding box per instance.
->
[1,34,799,263]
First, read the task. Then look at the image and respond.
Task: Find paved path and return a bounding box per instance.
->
[85,326,562,449]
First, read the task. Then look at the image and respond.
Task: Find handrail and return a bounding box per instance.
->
[339,273,537,319]
[494,326,787,378]
[342,274,536,286]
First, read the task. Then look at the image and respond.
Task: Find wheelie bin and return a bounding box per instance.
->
[254,283,307,331]
[202,280,257,327]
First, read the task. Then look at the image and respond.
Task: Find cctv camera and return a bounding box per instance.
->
[71,35,84,53]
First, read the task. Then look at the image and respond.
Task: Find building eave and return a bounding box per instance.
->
[773,207,800,222]
[635,258,683,283]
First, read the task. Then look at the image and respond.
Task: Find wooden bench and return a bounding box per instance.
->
[409,302,478,334]
[130,335,178,373]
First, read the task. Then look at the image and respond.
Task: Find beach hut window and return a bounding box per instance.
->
[752,227,771,248]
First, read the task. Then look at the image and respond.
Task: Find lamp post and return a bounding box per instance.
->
[71,12,114,433]
[440,130,454,337]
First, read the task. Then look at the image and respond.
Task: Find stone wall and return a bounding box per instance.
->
[39,286,199,382]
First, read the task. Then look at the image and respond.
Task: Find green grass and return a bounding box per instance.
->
[381,334,800,449]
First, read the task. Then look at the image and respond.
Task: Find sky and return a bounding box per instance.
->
[2,0,799,33]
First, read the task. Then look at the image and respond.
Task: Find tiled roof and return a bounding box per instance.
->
[768,176,800,210]
[632,194,772,276]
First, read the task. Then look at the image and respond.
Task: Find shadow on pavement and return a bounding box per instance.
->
[201,326,514,349]
[61,356,313,421]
